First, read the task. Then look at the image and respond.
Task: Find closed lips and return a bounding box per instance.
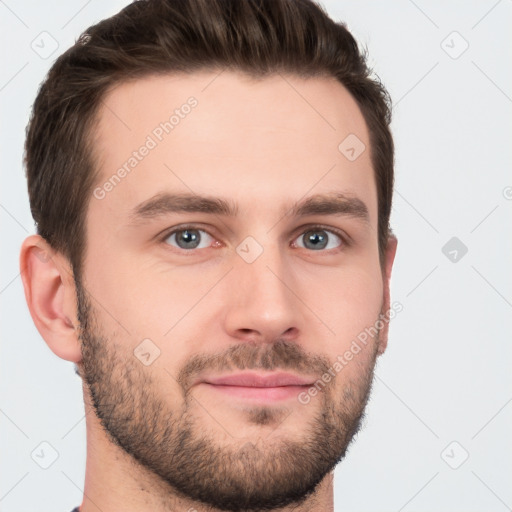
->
[201,372,315,388]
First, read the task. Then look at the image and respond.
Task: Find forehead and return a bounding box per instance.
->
[90,70,376,226]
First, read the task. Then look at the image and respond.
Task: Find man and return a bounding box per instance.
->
[20,0,398,510]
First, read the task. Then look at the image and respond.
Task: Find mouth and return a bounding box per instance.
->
[196,371,315,402]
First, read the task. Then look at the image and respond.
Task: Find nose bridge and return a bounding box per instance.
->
[222,236,301,340]
[241,242,287,300]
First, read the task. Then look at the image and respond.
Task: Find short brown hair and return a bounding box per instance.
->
[24,0,394,281]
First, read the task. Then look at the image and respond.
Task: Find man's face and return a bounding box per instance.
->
[78,71,391,511]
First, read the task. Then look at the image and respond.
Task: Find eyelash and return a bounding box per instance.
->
[159,224,349,254]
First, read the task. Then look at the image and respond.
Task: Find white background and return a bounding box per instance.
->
[1,1,511,511]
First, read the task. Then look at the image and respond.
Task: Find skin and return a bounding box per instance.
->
[20,70,397,512]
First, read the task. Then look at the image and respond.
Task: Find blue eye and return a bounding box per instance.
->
[161,225,346,253]
[164,227,214,250]
[294,228,343,251]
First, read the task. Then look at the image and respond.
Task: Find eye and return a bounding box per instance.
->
[160,224,346,254]
[163,226,215,250]
[293,226,344,251]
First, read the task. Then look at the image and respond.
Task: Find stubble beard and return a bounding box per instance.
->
[75,278,379,512]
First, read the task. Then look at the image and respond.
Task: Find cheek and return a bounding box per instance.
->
[312,264,384,353]
[309,268,383,396]
[82,247,221,348]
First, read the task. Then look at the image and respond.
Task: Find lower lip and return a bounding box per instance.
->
[200,383,310,401]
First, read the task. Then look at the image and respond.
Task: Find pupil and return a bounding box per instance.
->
[178,230,199,248]
[305,231,327,250]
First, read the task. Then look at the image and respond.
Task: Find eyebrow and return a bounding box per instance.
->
[128,191,370,225]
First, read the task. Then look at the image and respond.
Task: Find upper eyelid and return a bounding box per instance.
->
[160,224,216,241]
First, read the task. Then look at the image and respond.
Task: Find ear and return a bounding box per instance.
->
[19,234,82,363]
[376,234,398,356]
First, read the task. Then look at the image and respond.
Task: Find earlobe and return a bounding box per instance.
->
[19,235,82,363]
[376,234,398,356]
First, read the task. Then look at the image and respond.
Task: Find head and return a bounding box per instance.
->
[21,0,398,511]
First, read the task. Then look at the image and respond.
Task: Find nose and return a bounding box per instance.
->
[221,243,303,344]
